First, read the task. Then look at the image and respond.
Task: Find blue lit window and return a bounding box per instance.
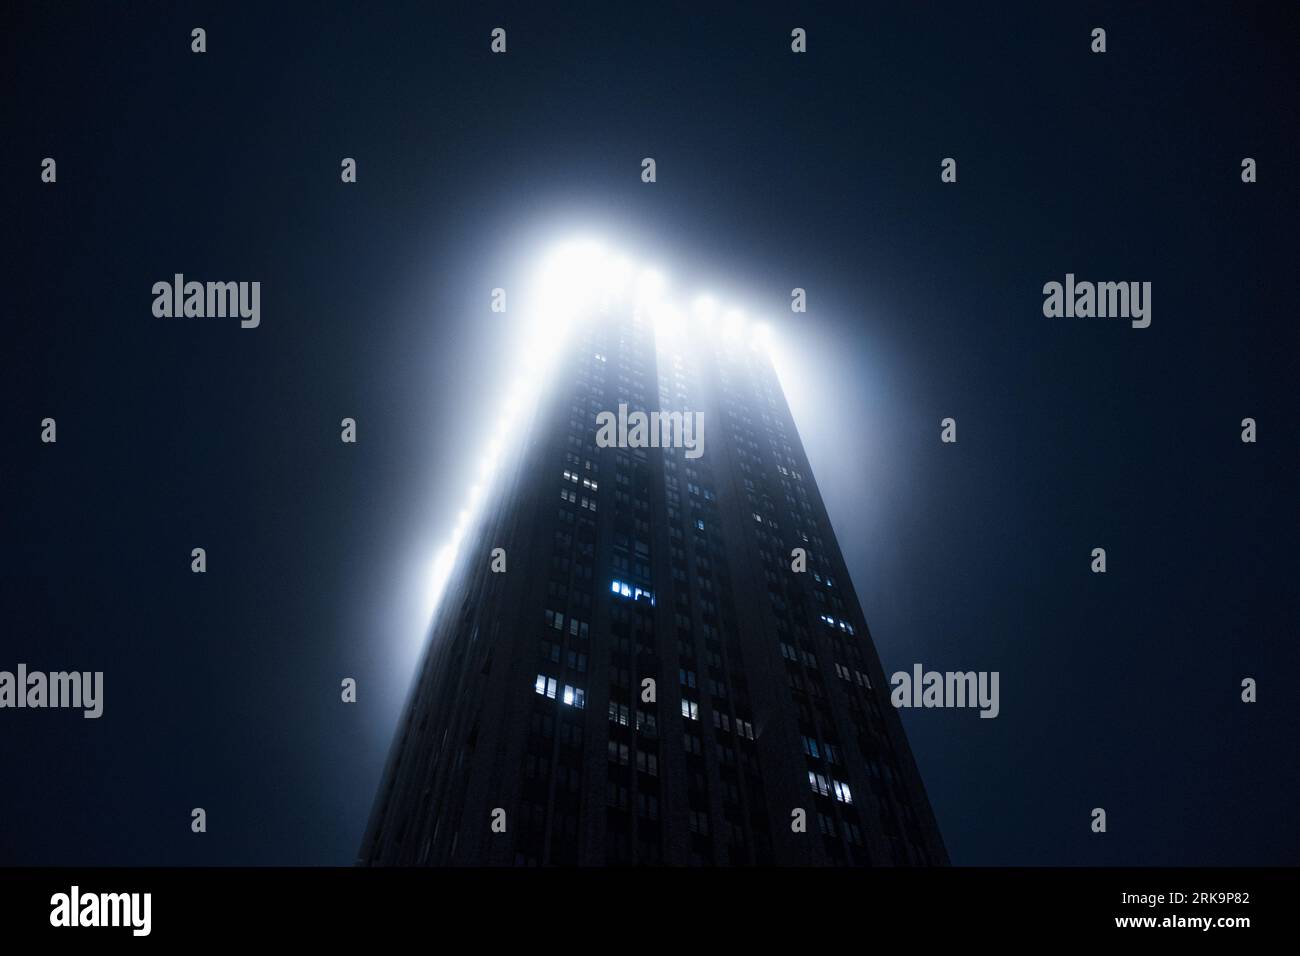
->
[610,579,655,606]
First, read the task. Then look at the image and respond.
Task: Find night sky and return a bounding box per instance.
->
[3,1,1297,866]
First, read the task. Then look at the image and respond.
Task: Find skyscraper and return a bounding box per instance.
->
[361,246,947,866]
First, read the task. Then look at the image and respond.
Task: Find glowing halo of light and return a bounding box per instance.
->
[423,238,767,627]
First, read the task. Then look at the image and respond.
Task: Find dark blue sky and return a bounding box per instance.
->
[2,1,1296,866]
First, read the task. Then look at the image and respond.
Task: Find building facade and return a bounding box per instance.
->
[360,280,947,866]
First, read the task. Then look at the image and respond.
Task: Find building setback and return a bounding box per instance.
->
[360,288,947,866]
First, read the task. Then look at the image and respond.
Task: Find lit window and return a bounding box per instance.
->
[534,675,557,699]
[611,579,655,605]
[563,685,585,709]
